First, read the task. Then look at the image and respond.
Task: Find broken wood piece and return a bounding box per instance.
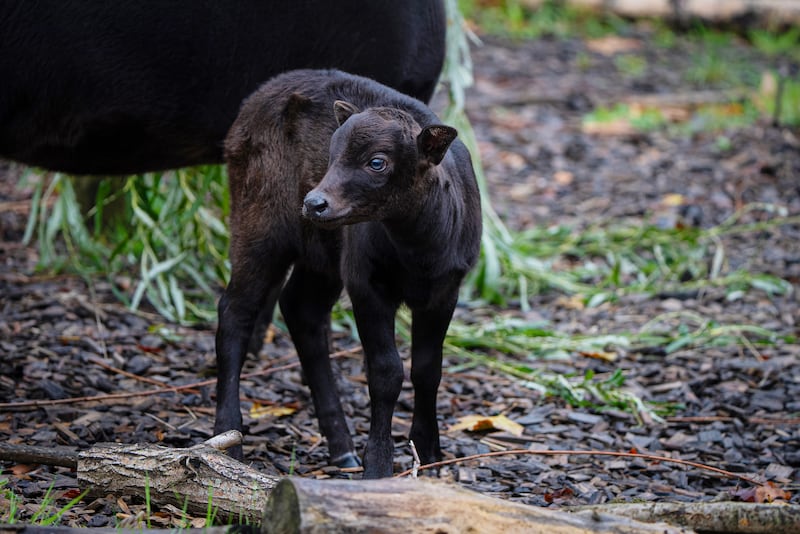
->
[0,430,241,471]
[261,477,693,533]
[0,442,78,468]
[76,431,279,523]
[203,429,245,451]
[572,501,800,534]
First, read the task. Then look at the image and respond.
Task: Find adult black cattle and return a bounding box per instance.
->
[0,1,446,175]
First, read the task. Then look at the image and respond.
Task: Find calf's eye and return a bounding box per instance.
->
[367,157,387,172]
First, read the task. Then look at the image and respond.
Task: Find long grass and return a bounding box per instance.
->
[23,166,230,323]
[0,478,88,526]
[0,478,21,524]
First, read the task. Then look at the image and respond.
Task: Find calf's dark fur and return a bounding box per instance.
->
[217,70,482,478]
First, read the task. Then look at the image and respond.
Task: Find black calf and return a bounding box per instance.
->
[217,70,482,477]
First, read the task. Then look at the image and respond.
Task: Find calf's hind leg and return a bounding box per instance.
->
[215,243,292,460]
[279,265,359,468]
[247,305,277,356]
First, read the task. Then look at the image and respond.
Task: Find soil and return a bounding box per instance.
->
[1,26,799,527]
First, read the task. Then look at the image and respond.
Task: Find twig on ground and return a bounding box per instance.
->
[395,448,765,487]
[85,278,110,362]
[86,355,178,388]
[0,347,362,410]
[667,415,800,425]
[409,440,421,479]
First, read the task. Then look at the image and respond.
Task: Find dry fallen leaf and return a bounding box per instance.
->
[578,350,618,362]
[136,343,162,354]
[755,481,791,503]
[448,414,524,437]
[544,487,574,503]
[117,497,131,515]
[555,294,585,310]
[661,193,685,207]
[9,463,36,477]
[149,511,171,526]
[62,488,83,499]
[264,325,276,345]
[731,482,792,503]
[249,403,297,419]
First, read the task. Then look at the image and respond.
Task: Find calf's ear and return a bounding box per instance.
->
[333,100,360,126]
[417,125,458,165]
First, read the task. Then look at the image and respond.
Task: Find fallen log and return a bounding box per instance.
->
[75,431,278,523]
[520,0,800,24]
[0,431,279,524]
[0,436,279,523]
[572,501,800,534]
[4,436,787,532]
[261,477,693,534]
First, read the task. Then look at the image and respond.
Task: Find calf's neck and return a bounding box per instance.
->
[217,69,481,478]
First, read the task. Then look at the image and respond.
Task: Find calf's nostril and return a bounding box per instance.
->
[303,193,329,216]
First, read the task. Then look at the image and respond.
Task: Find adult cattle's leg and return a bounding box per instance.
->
[409,293,459,467]
[350,291,402,478]
[215,239,292,461]
[279,265,358,467]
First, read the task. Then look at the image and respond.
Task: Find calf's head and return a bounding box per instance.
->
[302,100,457,227]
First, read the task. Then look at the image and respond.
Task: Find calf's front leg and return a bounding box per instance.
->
[351,292,402,479]
[409,297,458,467]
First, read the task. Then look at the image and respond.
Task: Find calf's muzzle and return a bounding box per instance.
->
[302,191,330,219]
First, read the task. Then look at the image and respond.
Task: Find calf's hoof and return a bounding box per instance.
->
[362,466,393,479]
[332,451,362,469]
